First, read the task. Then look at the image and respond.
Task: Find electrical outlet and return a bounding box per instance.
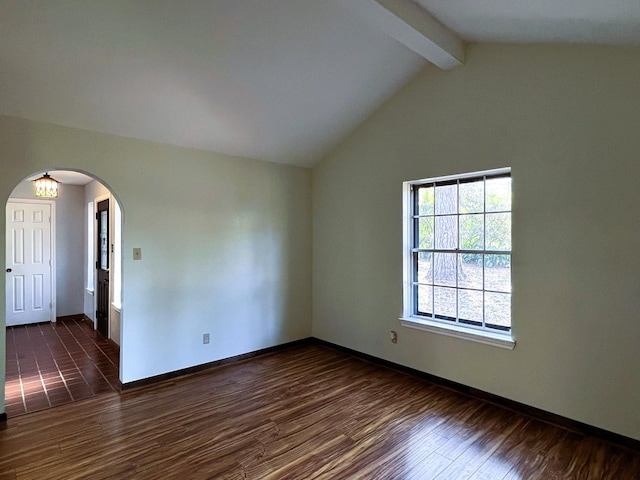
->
[390,331,398,344]
[203,333,210,344]
[133,248,142,260]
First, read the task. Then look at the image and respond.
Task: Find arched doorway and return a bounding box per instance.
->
[4,169,123,417]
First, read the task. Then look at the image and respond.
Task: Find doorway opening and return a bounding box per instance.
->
[4,170,123,417]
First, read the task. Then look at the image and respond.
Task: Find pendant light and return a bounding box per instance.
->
[34,172,59,198]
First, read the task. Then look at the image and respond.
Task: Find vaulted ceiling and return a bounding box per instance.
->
[2,1,639,168]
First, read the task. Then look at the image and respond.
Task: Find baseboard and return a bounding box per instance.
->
[121,337,313,391]
[311,338,640,452]
[56,314,85,323]
[56,314,95,331]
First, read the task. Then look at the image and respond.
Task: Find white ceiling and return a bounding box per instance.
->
[1,1,639,168]
[26,171,94,186]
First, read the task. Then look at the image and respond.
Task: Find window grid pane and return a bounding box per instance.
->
[411,173,511,331]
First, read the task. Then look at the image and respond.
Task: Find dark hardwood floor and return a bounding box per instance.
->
[1,342,638,479]
[4,317,120,417]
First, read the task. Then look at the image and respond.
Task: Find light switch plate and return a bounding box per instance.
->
[133,248,142,260]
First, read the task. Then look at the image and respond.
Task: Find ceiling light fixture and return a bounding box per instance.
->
[34,172,59,198]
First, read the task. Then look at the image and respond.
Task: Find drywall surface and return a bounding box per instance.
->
[0,116,312,417]
[312,44,640,440]
[9,181,85,317]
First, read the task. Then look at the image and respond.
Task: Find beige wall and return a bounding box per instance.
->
[312,44,640,440]
[0,116,313,413]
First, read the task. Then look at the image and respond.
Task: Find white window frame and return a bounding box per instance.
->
[400,167,515,349]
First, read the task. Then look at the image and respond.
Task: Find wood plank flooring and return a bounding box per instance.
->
[1,342,639,479]
[5,318,120,417]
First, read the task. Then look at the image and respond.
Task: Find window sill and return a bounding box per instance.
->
[399,317,516,350]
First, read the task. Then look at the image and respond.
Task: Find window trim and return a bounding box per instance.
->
[401,167,515,350]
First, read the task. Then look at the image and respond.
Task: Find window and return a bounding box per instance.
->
[401,168,514,349]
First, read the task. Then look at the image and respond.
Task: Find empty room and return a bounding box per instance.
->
[1,1,640,478]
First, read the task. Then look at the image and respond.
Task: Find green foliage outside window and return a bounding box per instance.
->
[417,177,511,267]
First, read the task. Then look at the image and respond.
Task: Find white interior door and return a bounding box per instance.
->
[5,201,53,326]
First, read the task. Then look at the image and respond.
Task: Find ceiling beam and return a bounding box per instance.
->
[347,0,464,70]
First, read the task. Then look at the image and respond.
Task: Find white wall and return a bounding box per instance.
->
[312,44,640,441]
[0,116,313,415]
[9,181,85,317]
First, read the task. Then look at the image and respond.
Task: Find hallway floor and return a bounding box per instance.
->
[4,317,120,418]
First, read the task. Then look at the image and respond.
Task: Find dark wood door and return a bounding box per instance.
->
[96,199,109,339]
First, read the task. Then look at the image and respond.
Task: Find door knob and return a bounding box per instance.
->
[6,268,11,273]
